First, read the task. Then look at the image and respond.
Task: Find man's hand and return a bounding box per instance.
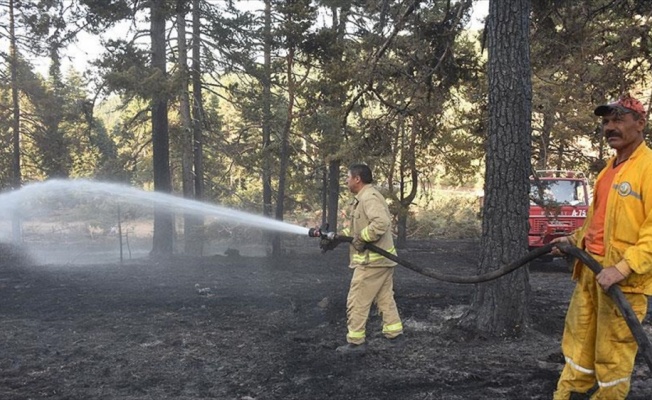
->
[596,266,626,291]
[549,236,571,256]
[319,238,340,253]
[351,235,366,252]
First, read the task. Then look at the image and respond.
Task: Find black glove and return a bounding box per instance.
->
[352,235,366,252]
[319,237,340,253]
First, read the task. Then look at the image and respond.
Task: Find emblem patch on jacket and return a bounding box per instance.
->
[618,182,632,197]
[616,182,641,199]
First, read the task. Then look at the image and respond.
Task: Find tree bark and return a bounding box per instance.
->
[537,104,556,170]
[323,4,349,233]
[9,0,21,243]
[321,167,328,227]
[464,0,532,336]
[191,0,205,201]
[177,0,203,255]
[396,119,418,248]
[188,0,206,255]
[262,0,274,220]
[272,45,296,256]
[150,0,174,257]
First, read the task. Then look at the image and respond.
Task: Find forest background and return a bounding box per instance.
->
[1,0,651,256]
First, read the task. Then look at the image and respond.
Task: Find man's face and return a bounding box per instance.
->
[601,111,645,151]
[346,172,361,194]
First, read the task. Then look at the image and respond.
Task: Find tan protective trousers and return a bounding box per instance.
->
[345,266,403,344]
[553,258,648,400]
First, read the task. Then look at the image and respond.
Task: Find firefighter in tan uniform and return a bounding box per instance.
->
[336,164,404,354]
[551,95,652,399]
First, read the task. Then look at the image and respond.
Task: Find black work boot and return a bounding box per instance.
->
[387,334,406,347]
[336,343,367,355]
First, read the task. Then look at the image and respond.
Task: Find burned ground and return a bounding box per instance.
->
[1,239,652,399]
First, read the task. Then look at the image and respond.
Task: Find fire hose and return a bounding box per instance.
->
[308,227,652,372]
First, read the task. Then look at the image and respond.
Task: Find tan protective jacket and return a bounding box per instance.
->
[571,142,652,294]
[343,184,397,268]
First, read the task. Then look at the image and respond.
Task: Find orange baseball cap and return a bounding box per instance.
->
[594,94,647,118]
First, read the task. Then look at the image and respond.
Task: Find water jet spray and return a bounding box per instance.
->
[0,179,311,237]
[0,179,315,262]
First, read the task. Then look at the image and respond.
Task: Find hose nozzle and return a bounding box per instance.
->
[307,227,322,237]
[308,225,336,240]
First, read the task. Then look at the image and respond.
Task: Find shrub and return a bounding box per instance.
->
[406,194,481,239]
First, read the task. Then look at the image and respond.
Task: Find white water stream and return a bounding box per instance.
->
[0,180,312,263]
[0,179,310,236]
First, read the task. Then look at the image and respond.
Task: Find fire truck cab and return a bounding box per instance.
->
[529,170,590,249]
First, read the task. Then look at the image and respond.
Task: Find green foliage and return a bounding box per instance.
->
[530,0,652,175]
[81,0,134,31]
[93,40,157,99]
[3,0,652,247]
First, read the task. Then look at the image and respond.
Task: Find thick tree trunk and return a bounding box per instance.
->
[464,0,532,336]
[150,0,174,256]
[9,0,21,243]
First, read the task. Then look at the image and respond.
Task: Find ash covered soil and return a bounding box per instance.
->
[1,238,652,400]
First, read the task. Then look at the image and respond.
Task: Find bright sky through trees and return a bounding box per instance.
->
[29,0,489,77]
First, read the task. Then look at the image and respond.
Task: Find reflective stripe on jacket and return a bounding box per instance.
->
[348,184,397,268]
[572,143,652,294]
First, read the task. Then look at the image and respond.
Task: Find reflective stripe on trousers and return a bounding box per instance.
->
[553,258,648,400]
[346,266,402,344]
[383,321,403,334]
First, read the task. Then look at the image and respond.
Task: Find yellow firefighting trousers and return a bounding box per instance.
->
[553,257,648,400]
[345,266,403,344]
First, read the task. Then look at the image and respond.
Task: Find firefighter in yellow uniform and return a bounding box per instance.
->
[552,95,652,399]
[336,164,404,354]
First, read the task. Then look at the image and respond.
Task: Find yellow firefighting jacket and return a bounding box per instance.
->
[571,142,652,294]
[342,184,397,268]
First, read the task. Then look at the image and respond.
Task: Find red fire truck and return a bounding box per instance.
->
[529,170,590,249]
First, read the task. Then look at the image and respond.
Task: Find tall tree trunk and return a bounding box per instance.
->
[537,106,555,170]
[324,5,349,233]
[191,0,205,200]
[272,46,296,256]
[262,0,274,220]
[150,0,174,256]
[9,0,21,243]
[321,167,328,227]
[41,46,68,178]
[464,0,532,336]
[177,0,202,255]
